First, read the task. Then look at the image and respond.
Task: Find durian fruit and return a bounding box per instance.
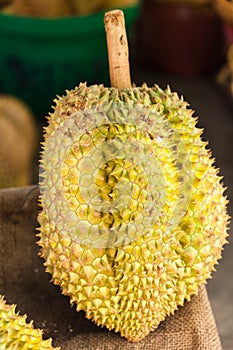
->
[227,45,233,94]
[27,0,72,18]
[215,0,233,25]
[161,0,212,5]
[69,0,105,16]
[103,0,139,10]
[216,44,233,95]
[2,0,72,18]
[1,0,32,16]
[0,296,59,349]
[38,10,229,342]
[0,95,37,188]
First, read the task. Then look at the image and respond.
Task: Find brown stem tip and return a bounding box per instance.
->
[104,9,132,89]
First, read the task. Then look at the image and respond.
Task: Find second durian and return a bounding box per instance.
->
[0,296,59,349]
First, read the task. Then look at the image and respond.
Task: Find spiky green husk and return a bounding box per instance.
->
[38,83,229,342]
[0,296,59,349]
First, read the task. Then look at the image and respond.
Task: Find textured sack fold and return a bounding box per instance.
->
[0,185,222,349]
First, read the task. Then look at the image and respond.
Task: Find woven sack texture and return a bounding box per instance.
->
[0,185,222,349]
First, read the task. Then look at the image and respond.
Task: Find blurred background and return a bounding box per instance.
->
[0,0,232,348]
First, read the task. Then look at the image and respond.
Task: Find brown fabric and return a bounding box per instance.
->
[0,185,222,349]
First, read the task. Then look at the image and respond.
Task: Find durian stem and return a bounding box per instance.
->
[104,9,132,88]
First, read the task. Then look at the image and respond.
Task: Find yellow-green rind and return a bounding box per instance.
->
[38,83,229,342]
[0,296,59,349]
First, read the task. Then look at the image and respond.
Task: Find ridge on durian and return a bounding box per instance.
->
[37,10,229,343]
[0,296,59,349]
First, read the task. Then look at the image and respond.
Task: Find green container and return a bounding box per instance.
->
[0,6,138,118]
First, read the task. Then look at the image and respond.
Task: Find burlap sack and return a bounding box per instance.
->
[0,185,222,349]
